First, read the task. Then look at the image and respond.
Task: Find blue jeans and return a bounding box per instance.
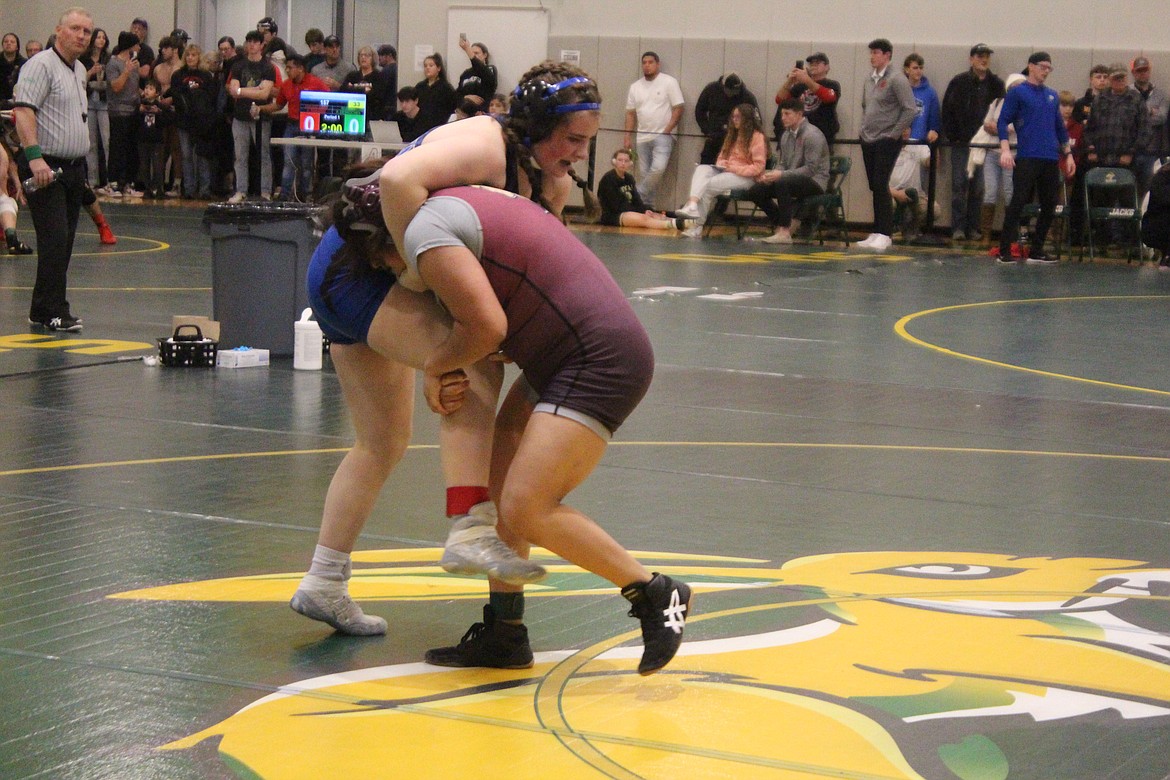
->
[950,146,984,234]
[635,132,674,209]
[178,128,212,197]
[982,150,1013,207]
[281,126,315,201]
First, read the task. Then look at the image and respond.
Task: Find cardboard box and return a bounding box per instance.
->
[216,347,270,368]
[172,315,220,343]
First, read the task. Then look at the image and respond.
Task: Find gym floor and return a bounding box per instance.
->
[1,201,1168,780]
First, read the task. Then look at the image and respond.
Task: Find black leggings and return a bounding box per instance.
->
[1000,157,1061,252]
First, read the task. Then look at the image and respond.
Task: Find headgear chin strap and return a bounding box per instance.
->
[340,169,387,235]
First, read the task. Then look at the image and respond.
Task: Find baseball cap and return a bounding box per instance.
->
[970,43,993,56]
[806,52,829,65]
[1027,51,1052,66]
[170,29,189,43]
[1132,56,1151,72]
[868,38,893,54]
[324,34,341,47]
[1108,62,1129,78]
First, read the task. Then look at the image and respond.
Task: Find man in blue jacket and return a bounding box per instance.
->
[995,51,1075,264]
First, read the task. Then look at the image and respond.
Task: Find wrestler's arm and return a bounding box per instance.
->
[379,116,507,251]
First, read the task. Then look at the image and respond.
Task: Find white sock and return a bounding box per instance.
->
[305,544,351,583]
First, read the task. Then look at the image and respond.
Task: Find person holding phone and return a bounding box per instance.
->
[456,35,498,103]
[104,31,143,197]
[774,52,841,150]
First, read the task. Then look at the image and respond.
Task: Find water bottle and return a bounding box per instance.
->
[22,167,64,193]
[293,308,323,370]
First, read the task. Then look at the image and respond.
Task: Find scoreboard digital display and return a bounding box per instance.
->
[298,91,368,138]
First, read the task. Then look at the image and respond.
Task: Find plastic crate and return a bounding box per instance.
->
[158,324,218,367]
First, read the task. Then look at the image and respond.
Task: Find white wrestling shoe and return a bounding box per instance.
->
[290,575,387,635]
[440,502,547,585]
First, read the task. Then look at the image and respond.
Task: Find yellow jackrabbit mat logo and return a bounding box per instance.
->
[114,550,1170,779]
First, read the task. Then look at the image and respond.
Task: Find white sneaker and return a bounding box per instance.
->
[681,225,704,238]
[856,233,878,248]
[289,576,388,635]
[121,185,144,198]
[760,231,793,244]
[440,502,547,585]
[227,192,247,204]
[864,233,893,252]
[95,184,121,198]
[676,202,701,218]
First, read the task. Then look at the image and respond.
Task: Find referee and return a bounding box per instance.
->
[12,7,93,332]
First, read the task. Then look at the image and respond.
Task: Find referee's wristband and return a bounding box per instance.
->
[23,145,43,161]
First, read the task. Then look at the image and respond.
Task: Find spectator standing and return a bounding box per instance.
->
[413,53,457,135]
[227,30,276,202]
[259,52,326,201]
[129,18,153,80]
[995,52,1074,265]
[342,47,386,121]
[311,35,356,177]
[694,73,758,165]
[455,37,498,103]
[170,43,218,198]
[81,28,111,189]
[887,53,940,241]
[303,29,326,72]
[857,38,917,252]
[152,36,183,196]
[774,53,841,149]
[941,43,1004,242]
[975,72,1027,252]
[1,33,27,102]
[1073,64,1110,125]
[622,51,684,209]
[1083,63,1146,246]
[257,17,289,61]
[136,79,173,198]
[104,31,142,197]
[11,7,93,332]
[747,97,830,244]
[1130,57,1168,195]
[374,45,398,120]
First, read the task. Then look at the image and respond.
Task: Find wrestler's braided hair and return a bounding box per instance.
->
[503,60,601,215]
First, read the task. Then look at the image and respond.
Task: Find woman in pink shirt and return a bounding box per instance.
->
[676,103,768,236]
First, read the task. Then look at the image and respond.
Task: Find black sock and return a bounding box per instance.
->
[489,592,525,622]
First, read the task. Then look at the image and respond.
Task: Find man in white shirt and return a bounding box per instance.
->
[623,51,684,209]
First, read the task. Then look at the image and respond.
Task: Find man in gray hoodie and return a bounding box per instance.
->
[857,38,918,251]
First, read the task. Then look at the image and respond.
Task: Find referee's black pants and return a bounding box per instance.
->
[20,156,86,321]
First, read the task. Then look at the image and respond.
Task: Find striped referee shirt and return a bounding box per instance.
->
[13,48,90,160]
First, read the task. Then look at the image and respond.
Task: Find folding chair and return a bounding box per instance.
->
[703,189,766,239]
[798,156,851,247]
[1081,167,1142,262]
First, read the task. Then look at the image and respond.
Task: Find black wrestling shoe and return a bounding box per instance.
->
[424,605,534,669]
[29,315,83,332]
[622,573,693,675]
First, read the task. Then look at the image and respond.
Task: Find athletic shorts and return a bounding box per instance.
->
[306,226,395,345]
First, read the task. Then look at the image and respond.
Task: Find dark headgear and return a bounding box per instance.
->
[257,17,277,34]
[340,170,389,237]
[722,73,743,92]
[806,52,829,65]
[1028,51,1052,66]
[116,31,139,52]
[170,29,189,44]
[970,43,993,56]
[509,75,600,145]
[324,35,341,47]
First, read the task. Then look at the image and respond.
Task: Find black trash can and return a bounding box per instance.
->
[203,202,324,356]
